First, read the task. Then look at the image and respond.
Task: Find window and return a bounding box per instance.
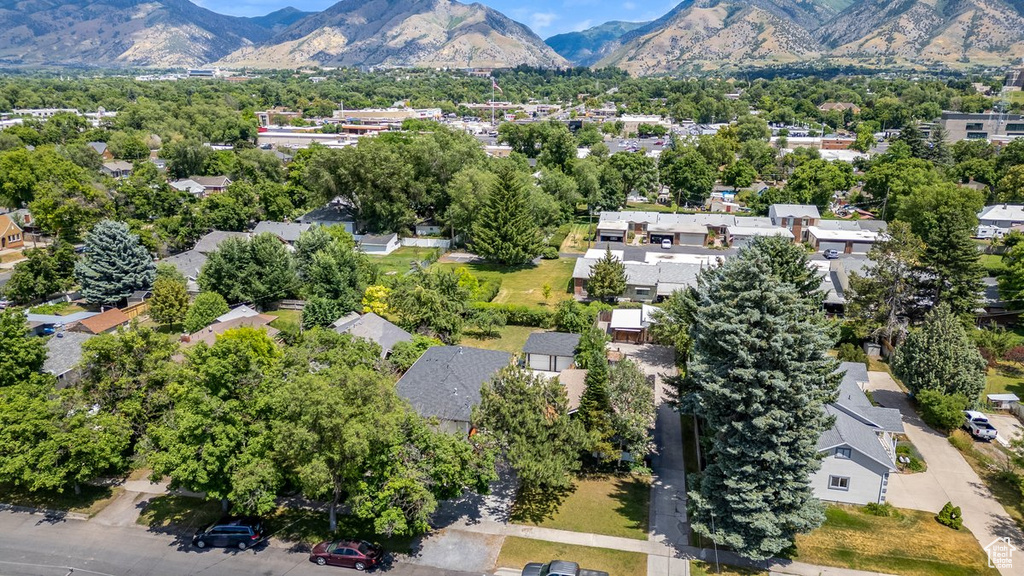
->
[965,122,984,131]
[829,475,850,491]
[967,132,988,139]
[635,288,651,297]
[835,447,852,459]
[1006,123,1024,132]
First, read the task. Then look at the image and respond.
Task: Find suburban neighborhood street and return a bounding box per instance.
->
[868,372,1023,576]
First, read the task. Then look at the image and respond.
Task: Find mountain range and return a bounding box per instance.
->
[0,0,1022,72]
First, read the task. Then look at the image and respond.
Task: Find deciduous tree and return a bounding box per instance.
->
[892,303,986,401]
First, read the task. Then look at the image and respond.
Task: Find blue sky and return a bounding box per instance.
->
[192,0,679,38]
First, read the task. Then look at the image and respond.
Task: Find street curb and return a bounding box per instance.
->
[0,502,89,521]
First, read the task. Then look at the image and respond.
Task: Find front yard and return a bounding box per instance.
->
[792,505,999,576]
[461,324,541,355]
[0,483,123,518]
[369,246,439,276]
[510,475,651,540]
[495,537,647,576]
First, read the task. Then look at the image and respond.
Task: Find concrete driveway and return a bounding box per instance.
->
[866,372,1023,576]
[987,412,1024,448]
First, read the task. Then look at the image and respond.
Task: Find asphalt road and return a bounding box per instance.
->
[0,510,485,576]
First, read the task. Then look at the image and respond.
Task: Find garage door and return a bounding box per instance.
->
[678,233,705,246]
[600,232,625,242]
[818,241,845,253]
[851,243,871,254]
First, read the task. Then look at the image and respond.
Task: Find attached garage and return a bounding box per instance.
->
[597,221,628,243]
[818,241,846,253]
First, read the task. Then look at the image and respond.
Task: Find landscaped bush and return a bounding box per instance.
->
[472,302,553,328]
[862,502,899,517]
[1005,345,1024,365]
[837,342,868,364]
[915,389,969,432]
[475,279,502,303]
[936,501,963,530]
[541,246,559,260]
[548,224,572,250]
[895,443,926,472]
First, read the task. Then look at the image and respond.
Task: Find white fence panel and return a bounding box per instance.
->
[401,238,451,249]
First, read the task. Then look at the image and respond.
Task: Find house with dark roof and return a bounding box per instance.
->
[396,346,511,434]
[100,161,133,179]
[360,233,400,256]
[333,312,413,358]
[193,231,250,254]
[299,201,357,234]
[811,362,904,505]
[523,332,580,373]
[43,331,95,387]
[87,141,113,160]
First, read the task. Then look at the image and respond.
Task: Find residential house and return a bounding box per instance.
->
[253,221,311,245]
[181,314,279,349]
[396,346,511,434]
[100,161,133,179]
[193,231,250,254]
[169,178,207,197]
[87,142,114,160]
[811,362,904,505]
[298,202,357,234]
[727,217,794,247]
[523,332,580,373]
[159,231,250,293]
[72,308,131,335]
[978,205,1024,234]
[557,368,588,414]
[333,312,413,358]
[806,221,881,254]
[647,221,707,247]
[596,220,629,243]
[572,246,707,302]
[818,102,861,115]
[0,214,24,249]
[25,311,98,336]
[43,331,94,387]
[215,304,261,323]
[609,305,659,343]
[191,176,232,195]
[768,204,820,243]
[360,233,400,256]
[415,220,442,237]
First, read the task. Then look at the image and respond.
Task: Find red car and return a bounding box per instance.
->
[309,539,383,570]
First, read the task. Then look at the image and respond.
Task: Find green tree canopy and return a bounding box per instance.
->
[892,303,986,401]
[74,220,155,306]
[183,292,230,333]
[587,246,627,301]
[470,164,542,266]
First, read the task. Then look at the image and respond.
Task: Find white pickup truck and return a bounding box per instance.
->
[963,410,998,441]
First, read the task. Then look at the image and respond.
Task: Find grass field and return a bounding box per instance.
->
[985,364,1024,398]
[270,507,417,553]
[496,537,647,576]
[265,308,302,331]
[793,505,1000,576]
[434,258,576,308]
[137,494,223,533]
[1011,91,1024,105]
[561,223,596,254]
[461,325,540,355]
[511,475,651,540]
[0,484,123,518]
[981,253,1006,276]
[369,247,438,276]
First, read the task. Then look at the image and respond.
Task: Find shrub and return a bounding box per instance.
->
[547,223,571,250]
[936,501,963,530]
[540,246,559,260]
[475,279,502,303]
[948,429,974,452]
[471,302,553,328]
[837,342,868,364]
[1005,345,1024,365]
[915,389,969,432]
[863,502,898,517]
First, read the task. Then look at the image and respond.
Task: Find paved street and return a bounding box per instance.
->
[0,509,483,576]
[867,371,1023,576]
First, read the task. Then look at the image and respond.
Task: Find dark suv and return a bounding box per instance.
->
[193,517,265,550]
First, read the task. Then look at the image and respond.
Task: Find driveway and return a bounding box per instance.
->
[866,371,1022,576]
[987,412,1024,448]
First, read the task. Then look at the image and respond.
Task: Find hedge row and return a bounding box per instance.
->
[471,302,553,328]
[548,224,572,250]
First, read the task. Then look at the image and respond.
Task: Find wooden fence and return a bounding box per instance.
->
[121,300,149,319]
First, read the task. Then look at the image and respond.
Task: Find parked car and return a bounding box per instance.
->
[192,517,265,550]
[964,410,998,441]
[309,539,383,570]
[521,560,609,576]
[823,249,840,259]
[661,238,672,249]
[0,298,8,309]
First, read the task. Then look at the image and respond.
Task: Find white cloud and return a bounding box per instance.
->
[572,19,593,32]
[529,12,559,31]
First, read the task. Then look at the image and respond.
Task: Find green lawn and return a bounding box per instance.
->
[266,308,302,331]
[985,364,1024,398]
[561,223,595,254]
[0,483,123,518]
[511,475,650,540]
[981,253,1006,276]
[270,507,418,553]
[461,324,541,355]
[793,505,999,576]
[1011,91,1024,105]
[369,247,438,276]
[433,258,576,308]
[496,537,647,576]
[690,561,767,576]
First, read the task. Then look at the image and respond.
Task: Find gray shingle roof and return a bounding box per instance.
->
[769,204,821,219]
[818,362,904,470]
[161,249,208,280]
[396,346,511,424]
[360,233,398,246]
[299,204,356,225]
[334,312,413,358]
[193,231,250,254]
[523,332,581,358]
[253,221,311,243]
[43,332,95,377]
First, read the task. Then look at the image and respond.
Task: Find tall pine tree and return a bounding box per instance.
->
[74,220,155,306]
[685,249,839,560]
[588,246,627,301]
[892,303,986,400]
[470,164,542,266]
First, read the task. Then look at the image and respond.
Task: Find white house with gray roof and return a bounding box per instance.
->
[811,362,904,505]
[43,331,95,387]
[333,312,413,359]
[523,332,580,372]
[253,221,311,245]
[396,346,511,435]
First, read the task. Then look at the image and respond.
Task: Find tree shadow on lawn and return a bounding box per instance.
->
[608,475,652,534]
[509,484,576,524]
[137,494,223,550]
